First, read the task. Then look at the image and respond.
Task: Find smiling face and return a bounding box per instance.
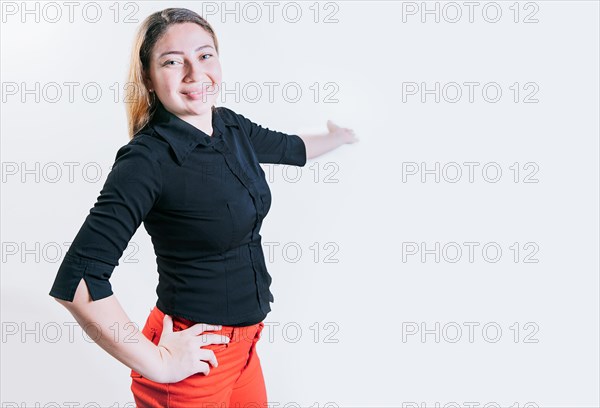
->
[145,22,222,122]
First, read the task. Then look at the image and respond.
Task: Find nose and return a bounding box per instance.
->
[183,59,211,85]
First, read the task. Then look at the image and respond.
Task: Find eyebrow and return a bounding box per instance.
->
[158,45,214,59]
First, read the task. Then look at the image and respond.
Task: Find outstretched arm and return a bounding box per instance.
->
[298,120,359,160]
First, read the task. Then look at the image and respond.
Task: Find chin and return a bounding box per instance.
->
[183,103,213,115]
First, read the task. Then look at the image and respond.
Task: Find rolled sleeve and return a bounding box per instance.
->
[231,110,307,166]
[49,141,162,302]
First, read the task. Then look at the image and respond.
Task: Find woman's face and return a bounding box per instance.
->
[145,22,222,120]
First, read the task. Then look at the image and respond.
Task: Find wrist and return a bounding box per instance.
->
[138,343,168,383]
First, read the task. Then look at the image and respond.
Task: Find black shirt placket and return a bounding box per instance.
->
[210,137,270,314]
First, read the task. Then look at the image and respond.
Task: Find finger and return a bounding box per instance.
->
[214,334,231,344]
[186,322,222,336]
[162,314,173,333]
[196,333,230,346]
[196,360,211,375]
[327,120,339,131]
[199,349,218,368]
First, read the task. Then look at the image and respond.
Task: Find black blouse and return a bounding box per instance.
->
[48,101,307,326]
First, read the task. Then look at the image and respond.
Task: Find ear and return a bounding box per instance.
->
[142,72,153,92]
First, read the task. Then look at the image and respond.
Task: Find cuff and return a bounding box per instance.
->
[49,252,115,302]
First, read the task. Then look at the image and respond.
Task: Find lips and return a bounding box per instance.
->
[181,85,214,95]
[182,89,205,95]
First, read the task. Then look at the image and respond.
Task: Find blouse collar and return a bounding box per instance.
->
[149,102,237,165]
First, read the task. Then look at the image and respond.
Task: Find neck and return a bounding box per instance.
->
[180,110,213,137]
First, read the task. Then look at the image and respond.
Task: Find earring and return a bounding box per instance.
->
[147,90,155,107]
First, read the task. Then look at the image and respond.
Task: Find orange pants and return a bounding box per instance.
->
[130,306,267,407]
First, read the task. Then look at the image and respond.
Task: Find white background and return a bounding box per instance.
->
[1,1,599,407]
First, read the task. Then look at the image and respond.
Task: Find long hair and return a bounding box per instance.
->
[125,8,219,139]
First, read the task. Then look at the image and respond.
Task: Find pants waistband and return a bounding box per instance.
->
[147,305,264,343]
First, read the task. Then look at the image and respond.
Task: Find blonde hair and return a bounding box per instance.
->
[125,8,219,139]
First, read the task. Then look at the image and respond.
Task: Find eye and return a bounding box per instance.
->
[201,54,213,60]
[163,60,181,66]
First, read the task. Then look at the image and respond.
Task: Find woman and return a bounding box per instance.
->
[49,7,358,406]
